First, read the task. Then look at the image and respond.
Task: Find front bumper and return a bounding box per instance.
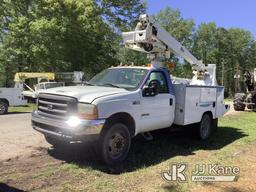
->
[31,110,105,142]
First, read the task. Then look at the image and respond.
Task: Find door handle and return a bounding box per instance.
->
[169,98,173,106]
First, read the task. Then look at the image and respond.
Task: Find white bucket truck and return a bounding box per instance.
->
[32,14,229,164]
[0,88,27,114]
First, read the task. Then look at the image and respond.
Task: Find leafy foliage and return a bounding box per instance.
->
[0,0,145,86]
[155,6,195,78]
[96,0,146,30]
[193,23,255,95]
[0,2,255,96]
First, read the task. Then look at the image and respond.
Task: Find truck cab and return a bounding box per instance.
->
[32,65,228,164]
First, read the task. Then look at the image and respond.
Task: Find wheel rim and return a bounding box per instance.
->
[200,116,211,139]
[0,104,5,114]
[108,133,127,159]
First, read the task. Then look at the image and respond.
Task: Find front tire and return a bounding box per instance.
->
[197,113,213,140]
[0,101,8,115]
[98,123,131,165]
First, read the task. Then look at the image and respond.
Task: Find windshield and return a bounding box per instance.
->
[89,68,148,90]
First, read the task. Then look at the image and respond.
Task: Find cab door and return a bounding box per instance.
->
[139,71,175,132]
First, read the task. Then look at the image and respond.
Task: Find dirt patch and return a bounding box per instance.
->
[0,142,99,192]
[0,113,50,162]
[190,143,256,192]
[0,147,67,191]
[224,101,239,116]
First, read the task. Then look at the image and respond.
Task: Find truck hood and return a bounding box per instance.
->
[39,85,128,103]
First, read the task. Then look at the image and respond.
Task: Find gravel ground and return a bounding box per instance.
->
[0,113,49,161]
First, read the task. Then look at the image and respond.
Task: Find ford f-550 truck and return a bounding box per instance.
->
[32,14,229,164]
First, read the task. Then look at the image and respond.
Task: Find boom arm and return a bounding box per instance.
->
[122,14,217,85]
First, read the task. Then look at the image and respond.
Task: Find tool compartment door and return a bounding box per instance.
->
[174,85,218,126]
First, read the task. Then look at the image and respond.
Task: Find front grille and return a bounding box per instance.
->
[37,94,77,119]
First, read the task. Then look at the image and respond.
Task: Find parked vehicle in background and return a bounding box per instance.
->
[233,69,256,111]
[22,82,65,99]
[14,72,56,101]
[0,88,27,114]
[55,71,85,86]
[14,72,55,89]
[0,72,55,114]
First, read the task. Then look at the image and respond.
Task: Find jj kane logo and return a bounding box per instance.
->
[162,163,187,182]
[162,163,240,182]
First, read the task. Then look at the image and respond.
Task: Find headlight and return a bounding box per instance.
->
[67,116,81,127]
[77,103,98,120]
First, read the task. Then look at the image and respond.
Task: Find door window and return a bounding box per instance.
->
[145,71,169,93]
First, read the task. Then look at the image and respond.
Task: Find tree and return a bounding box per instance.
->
[1,1,256,97]
[96,0,146,30]
[155,6,195,78]
[192,22,255,96]
[0,0,146,86]
[192,22,218,64]
[0,0,34,86]
[101,0,147,66]
[115,47,148,65]
[156,6,195,46]
[29,0,118,73]
[226,28,254,94]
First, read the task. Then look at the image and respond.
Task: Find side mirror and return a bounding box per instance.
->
[142,80,159,97]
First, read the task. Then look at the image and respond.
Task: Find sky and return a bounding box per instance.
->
[147,0,256,37]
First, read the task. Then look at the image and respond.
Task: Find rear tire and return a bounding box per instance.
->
[197,113,213,140]
[97,123,131,165]
[0,101,8,115]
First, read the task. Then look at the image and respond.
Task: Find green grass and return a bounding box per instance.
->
[219,112,256,145]
[33,167,57,179]
[61,182,75,192]
[224,98,233,102]
[43,111,255,192]
[3,111,256,192]
[8,103,36,113]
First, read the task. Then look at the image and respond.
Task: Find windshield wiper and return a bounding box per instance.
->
[101,83,120,88]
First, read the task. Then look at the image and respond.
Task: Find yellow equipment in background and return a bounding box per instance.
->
[14,72,55,83]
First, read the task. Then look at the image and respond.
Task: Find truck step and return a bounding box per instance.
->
[141,132,153,141]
